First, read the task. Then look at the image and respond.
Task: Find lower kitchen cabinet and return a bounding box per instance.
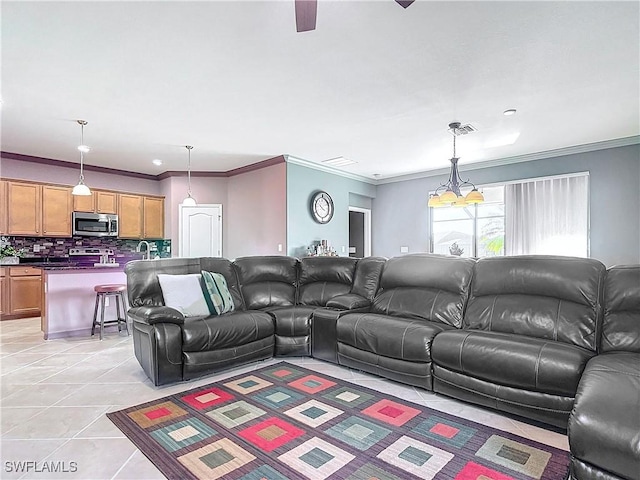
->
[1,266,42,320]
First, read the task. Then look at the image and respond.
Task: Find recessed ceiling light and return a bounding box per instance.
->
[152,159,163,166]
[503,109,517,116]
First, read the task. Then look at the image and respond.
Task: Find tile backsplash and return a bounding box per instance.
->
[4,236,172,259]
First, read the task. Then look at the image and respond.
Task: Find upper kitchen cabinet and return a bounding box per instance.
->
[118,194,143,239]
[42,185,72,236]
[7,181,41,235]
[0,181,7,235]
[73,190,117,214]
[143,196,164,239]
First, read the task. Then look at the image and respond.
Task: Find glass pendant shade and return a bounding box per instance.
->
[439,190,458,203]
[465,189,484,204]
[427,194,441,207]
[72,180,91,196]
[182,195,197,206]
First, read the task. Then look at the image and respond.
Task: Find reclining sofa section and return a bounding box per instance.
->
[432,256,606,428]
[126,255,383,386]
[568,265,640,480]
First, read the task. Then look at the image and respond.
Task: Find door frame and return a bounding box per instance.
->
[348,206,371,257]
[178,204,223,258]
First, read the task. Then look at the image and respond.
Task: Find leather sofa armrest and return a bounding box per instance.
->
[312,307,367,364]
[128,306,185,325]
[326,294,370,310]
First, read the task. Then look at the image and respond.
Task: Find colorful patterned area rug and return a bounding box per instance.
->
[107,362,569,480]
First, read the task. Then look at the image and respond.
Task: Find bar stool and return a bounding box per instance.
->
[91,284,129,340]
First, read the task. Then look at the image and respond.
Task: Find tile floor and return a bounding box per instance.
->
[0,317,568,479]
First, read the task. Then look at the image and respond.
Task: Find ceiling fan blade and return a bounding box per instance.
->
[395,0,415,8]
[295,0,317,32]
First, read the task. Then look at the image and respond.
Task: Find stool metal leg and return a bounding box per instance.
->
[91,293,100,337]
[119,292,130,336]
[99,293,106,340]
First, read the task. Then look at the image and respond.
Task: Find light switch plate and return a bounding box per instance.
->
[400,246,409,253]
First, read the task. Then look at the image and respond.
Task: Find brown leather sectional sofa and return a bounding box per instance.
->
[125,254,640,480]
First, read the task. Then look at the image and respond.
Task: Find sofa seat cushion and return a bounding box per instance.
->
[432,330,595,397]
[182,311,274,352]
[569,353,640,480]
[337,313,454,363]
[268,306,316,337]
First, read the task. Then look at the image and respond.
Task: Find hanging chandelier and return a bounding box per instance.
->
[71,120,91,196]
[428,122,484,207]
[182,145,197,206]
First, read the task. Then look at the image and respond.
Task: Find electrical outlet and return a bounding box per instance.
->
[341,246,346,253]
[400,246,409,253]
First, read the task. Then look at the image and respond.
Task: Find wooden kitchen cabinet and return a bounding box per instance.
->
[96,191,117,214]
[0,181,7,235]
[73,190,118,214]
[118,194,143,239]
[42,185,72,236]
[0,268,7,317]
[7,181,41,235]
[143,196,164,239]
[2,266,42,319]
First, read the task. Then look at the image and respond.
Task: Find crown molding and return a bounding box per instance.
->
[376,136,640,185]
[285,155,377,185]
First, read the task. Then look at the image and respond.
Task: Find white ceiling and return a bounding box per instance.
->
[2,1,638,180]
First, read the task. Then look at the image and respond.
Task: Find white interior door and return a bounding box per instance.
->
[179,204,223,258]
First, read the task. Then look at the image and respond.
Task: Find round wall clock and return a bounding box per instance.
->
[310,191,334,224]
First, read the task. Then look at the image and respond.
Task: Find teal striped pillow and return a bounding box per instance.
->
[201,271,235,315]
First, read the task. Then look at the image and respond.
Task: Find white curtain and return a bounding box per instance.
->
[505,174,589,256]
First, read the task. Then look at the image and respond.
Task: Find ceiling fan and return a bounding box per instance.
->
[295,0,415,32]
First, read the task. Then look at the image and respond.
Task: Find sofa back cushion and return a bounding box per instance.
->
[234,256,298,309]
[465,255,605,351]
[351,256,386,300]
[602,265,640,353]
[200,257,244,310]
[371,254,475,327]
[125,257,242,309]
[298,257,357,306]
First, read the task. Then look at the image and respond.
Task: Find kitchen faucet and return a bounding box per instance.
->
[136,240,151,260]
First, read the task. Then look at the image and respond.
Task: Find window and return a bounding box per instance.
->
[429,173,589,258]
[430,186,505,258]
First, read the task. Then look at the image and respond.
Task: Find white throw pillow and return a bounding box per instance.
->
[157,274,210,317]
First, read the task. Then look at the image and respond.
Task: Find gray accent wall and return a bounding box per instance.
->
[287,163,376,257]
[372,144,640,266]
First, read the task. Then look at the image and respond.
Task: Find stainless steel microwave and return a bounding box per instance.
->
[72,212,119,237]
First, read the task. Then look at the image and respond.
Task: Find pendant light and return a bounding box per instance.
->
[72,120,91,196]
[428,122,484,208]
[182,145,197,206]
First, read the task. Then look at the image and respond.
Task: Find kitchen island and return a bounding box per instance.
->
[41,265,128,339]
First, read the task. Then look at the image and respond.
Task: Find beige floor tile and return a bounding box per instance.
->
[37,363,122,385]
[29,353,88,369]
[55,382,162,407]
[0,439,69,480]
[2,406,109,439]
[112,450,165,480]
[0,343,40,355]
[1,383,82,407]
[0,406,48,434]
[0,382,27,400]
[0,353,52,373]
[20,438,137,480]
[1,364,64,385]
[90,358,149,384]
[73,413,126,439]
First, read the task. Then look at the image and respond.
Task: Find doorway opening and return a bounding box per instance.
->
[348,207,371,257]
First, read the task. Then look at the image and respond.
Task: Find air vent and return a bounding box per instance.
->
[322,156,357,167]
[449,123,477,136]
